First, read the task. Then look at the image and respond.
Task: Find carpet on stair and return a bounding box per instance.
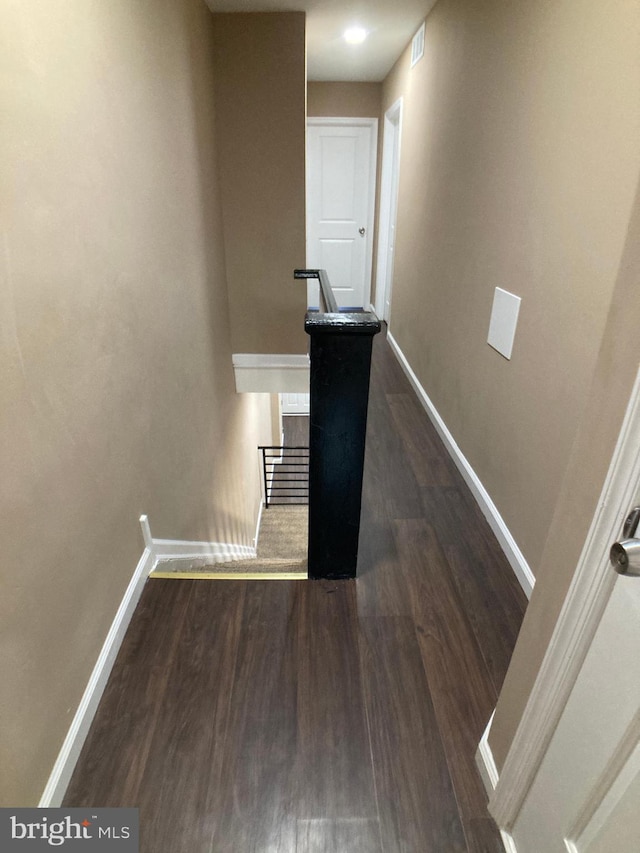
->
[158,505,308,575]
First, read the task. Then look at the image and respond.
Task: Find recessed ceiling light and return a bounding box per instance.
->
[344,26,368,45]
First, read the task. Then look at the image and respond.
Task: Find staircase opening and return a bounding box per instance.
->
[152,269,378,581]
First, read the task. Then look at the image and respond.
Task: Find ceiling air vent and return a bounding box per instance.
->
[411,22,425,68]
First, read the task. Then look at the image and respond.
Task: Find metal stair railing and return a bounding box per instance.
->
[259,446,310,507]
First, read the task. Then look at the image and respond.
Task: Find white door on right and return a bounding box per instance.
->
[306,120,376,310]
[511,510,640,852]
[375,98,402,324]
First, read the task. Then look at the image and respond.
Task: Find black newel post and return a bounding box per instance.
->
[305,312,381,579]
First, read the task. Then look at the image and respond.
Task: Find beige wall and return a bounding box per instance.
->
[381,0,640,765]
[1,0,273,805]
[307,82,382,118]
[490,179,640,768]
[211,13,307,355]
[382,0,639,571]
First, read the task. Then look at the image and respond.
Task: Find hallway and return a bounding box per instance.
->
[64,330,527,852]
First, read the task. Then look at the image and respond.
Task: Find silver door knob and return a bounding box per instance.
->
[610,539,640,576]
[359,227,366,236]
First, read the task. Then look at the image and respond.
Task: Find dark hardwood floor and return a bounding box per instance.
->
[65,328,528,852]
[283,414,309,447]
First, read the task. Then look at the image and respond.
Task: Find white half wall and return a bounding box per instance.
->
[233,353,310,393]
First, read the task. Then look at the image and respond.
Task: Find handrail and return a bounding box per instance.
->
[294,268,381,335]
[294,268,339,314]
[294,268,381,579]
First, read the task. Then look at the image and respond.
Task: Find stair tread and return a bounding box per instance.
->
[155,556,307,574]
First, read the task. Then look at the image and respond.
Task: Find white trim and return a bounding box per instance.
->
[232,353,310,394]
[253,499,264,550]
[364,119,378,310]
[476,711,499,795]
[232,354,310,369]
[139,513,153,550]
[39,533,153,806]
[489,363,640,829]
[475,714,520,852]
[40,513,262,805]
[499,831,520,853]
[306,117,378,310]
[375,98,403,322]
[388,332,535,598]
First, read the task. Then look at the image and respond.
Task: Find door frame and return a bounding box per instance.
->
[306,117,378,310]
[487,362,640,840]
[375,98,403,322]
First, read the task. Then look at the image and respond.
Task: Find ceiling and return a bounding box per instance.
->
[206,0,438,82]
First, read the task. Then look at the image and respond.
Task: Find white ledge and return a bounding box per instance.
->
[232,353,310,393]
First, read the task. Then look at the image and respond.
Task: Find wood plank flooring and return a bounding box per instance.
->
[283,415,309,447]
[64,327,528,852]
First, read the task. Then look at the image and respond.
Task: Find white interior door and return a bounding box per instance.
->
[512,577,640,852]
[504,372,640,852]
[307,119,377,310]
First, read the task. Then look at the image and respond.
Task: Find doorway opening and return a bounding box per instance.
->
[375,98,403,323]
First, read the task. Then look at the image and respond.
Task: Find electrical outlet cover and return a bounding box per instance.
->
[488,287,521,360]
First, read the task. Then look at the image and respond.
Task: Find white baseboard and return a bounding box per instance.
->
[152,538,256,563]
[476,711,499,796]
[40,514,260,805]
[39,540,154,806]
[144,512,256,565]
[475,713,519,853]
[499,831,519,853]
[254,499,264,550]
[387,332,535,599]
